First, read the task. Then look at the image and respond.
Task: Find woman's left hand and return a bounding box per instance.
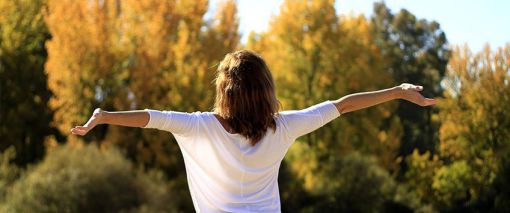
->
[397,83,436,106]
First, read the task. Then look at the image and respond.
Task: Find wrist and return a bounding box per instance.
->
[96,110,108,124]
[391,86,403,99]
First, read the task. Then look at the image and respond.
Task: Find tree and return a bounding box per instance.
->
[247,0,403,210]
[401,44,509,212]
[44,2,240,209]
[45,0,240,175]
[0,0,55,165]
[204,0,240,64]
[103,0,240,173]
[371,2,450,157]
[248,0,401,164]
[436,44,509,211]
[45,0,125,143]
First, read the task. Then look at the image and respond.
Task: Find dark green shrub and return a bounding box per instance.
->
[304,152,396,213]
[1,144,178,213]
[0,147,21,201]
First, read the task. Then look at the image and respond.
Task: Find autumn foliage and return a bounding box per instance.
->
[1,0,509,212]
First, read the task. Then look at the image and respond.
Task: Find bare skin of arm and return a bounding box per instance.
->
[70,110,149,136]
[332,83,436,114]
[71,83,434,136]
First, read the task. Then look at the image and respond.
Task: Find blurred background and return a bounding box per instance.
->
[1,0,509,212]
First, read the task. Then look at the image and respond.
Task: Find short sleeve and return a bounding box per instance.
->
[279,101,340,140]
[143,110,198,136]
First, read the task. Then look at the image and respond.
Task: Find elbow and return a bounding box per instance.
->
[333,101,351,114]
[339,105,352,114]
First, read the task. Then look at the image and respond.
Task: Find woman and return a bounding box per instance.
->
[71,50,435,212]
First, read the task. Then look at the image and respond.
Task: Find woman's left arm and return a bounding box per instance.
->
[332,83,436,114]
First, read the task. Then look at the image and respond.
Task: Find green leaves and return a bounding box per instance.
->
[1,144,180,213]
[0,0,54,165]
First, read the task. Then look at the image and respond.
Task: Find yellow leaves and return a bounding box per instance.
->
[378,131,388,142]
[173,22,194,70]
[435,44,510,207]
[248,1,402,184]
[120,0,173,57]
[439,138,468,161]
[340,15,371,46]
[431,160,471,206]
[285,141,320,192]
[43,0,240,171]
[214,0,240,44]
[405,150,442,203]
[0,0,45,52]
[407,149,441,172]
[45,0,123,134]
[440,44,510,155]
[176,0,208,24]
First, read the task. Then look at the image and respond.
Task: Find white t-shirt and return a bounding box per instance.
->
[144,101,340,213]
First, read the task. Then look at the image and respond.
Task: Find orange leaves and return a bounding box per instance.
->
[44,0,240,171]
[45,0,122,135]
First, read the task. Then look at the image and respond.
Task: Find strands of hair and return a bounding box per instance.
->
[213,50,281,146]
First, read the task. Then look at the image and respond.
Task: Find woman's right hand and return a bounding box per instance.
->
[71,108,105,136]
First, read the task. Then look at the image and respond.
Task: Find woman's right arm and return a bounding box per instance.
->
[70,109,149,136]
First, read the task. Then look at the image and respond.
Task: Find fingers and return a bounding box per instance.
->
[400,83,436,106]
[70,126,89,136]
[400,83,423,92]
[93,108,102,114]
[411,94,436,106]
[401,89,436,106]
[413,85,435,106]
[415,97,435,106]
[423,98,436,106]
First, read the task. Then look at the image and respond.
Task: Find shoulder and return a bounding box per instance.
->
[274,111,293,130]
[190,111,218,125]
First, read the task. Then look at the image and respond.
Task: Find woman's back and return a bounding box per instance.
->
[144,101,340,212]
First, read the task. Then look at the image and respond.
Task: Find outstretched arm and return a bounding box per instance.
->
[70,109,149,136]
[332,83,436,114]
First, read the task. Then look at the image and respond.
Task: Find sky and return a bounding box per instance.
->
[208,0,510,52]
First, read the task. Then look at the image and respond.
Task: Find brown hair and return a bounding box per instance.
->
[213,50,281,146]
